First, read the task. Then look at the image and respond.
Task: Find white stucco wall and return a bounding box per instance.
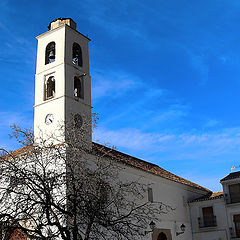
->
[189,197,230,240]
[106,156,209,240]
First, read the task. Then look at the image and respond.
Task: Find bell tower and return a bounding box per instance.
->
[34,18,92,148]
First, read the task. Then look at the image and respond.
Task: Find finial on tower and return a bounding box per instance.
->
[48,18,77,30]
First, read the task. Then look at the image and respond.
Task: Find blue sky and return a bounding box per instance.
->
[1,0,240,191]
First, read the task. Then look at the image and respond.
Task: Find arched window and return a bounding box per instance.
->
[74,76,84,99]
[45,76,55,100]
[72,42,82,67]
[45,42,56,64]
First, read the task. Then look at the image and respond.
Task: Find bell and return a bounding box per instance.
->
[73,52,79,59]
[48,50,55,59]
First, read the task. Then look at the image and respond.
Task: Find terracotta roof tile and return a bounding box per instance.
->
[92,142,211,193]
[220,171,240,182]
[2,143,211,193]
[189,191,224,203]
[0,145,32,161]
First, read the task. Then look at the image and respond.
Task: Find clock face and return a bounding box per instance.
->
[45,114,54,125]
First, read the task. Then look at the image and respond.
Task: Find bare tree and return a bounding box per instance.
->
[0,117,173,240]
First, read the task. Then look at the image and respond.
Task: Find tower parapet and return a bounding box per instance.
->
[48,18,77,30]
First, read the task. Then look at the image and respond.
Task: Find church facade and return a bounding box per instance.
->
[14,18,240,240]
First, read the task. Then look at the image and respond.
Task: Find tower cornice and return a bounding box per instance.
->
[36,24,91,41]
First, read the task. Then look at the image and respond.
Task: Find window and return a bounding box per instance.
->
[99,181,111,205]
[234,214,240,237]
[148,187,153,203]
[202,206,216,227]
[72,43,82,67]
[45,42,55,64]
[45,76,55,100]
[229,184,240,203]
[74,76,84,99]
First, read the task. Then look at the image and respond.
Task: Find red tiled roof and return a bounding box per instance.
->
[92,142,211,193]
[0,145,32,161]
[220,171,240,182]
[2,143,211,193]
[189,191,224,203]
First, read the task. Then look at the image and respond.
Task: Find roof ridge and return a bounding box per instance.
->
[3,142,211,193]
[92,142,211,192]
[220,171,240,182]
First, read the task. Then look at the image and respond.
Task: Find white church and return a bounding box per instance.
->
[9,18,240,240]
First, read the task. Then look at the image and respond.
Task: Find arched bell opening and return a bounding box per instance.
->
[74,76,84,99]
[45,42,56,64]
[72,42,82,67]
[45,76,55,100]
